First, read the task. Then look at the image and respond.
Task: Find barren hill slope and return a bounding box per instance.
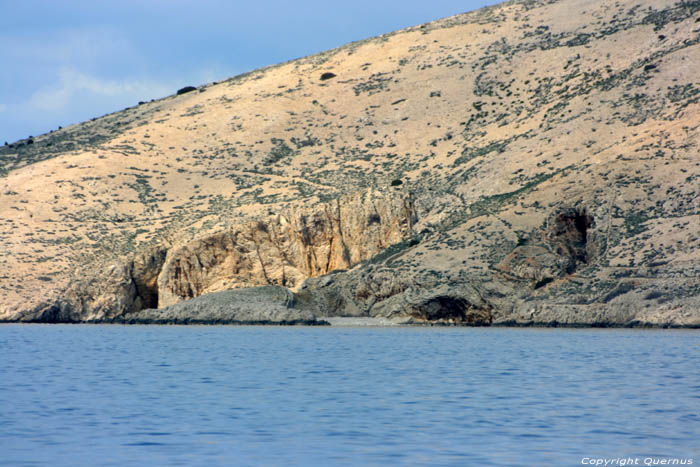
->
[1,0,699,325]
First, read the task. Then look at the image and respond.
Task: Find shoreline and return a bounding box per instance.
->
[1,317,699,329]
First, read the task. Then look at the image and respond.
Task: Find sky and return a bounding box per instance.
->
[0,0,497,144]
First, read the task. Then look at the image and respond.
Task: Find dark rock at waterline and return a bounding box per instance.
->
[119,285,327,325]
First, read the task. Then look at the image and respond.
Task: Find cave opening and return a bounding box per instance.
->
[134,279,159,310]
[422,297,468,321]
[551,209,594,274]
[412,297,487,323]
[131,246,168,311]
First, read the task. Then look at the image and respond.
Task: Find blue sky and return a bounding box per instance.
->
[0,0,496,144]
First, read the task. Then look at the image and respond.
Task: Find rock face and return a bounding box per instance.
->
[156,190,416,307]
[4,189,417,322]
[9,262,142,323]
[1,0,699,326]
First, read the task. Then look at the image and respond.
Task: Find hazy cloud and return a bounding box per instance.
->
[0,27,146,75]
[0,104,7,113]
[28,68,172,113]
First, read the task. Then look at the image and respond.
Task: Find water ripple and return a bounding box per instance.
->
[0,325,698,465]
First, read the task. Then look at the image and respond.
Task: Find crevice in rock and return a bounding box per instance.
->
[130,246,168,310]
[550,208,594,274]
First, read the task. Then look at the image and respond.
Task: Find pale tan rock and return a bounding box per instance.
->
[156,189,416,307]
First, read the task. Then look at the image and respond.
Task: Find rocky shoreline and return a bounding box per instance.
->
[2,318,698,328]
[3,281,699,328]
[2,284,698,329]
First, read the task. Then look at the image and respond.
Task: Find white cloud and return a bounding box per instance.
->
[28,68,173,113]
[0,27,135,67]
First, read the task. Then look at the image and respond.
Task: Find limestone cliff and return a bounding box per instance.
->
[6,189,416,321]
[156,189,416,307]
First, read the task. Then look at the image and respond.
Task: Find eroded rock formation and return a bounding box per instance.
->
[155,189,416,307]
[7,189,418,322]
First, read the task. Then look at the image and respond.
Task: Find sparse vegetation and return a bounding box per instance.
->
[177,86,197,95]
[264,138,295,165]
[1,0,698,325]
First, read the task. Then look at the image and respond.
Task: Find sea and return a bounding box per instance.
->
[1,324,698,466]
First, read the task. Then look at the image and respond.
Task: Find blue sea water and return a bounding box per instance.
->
[0,325,698,466]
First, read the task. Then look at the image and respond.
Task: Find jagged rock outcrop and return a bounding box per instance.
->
[155,189,416,307]
[297,266,497,323]
[10,262,139,322]
[496,206,603,286]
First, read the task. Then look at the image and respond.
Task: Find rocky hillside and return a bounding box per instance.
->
[1,0,699,326]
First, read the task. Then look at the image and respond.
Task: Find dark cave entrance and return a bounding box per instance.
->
[551,209,594,274]
[133,278,159,310]
[411,296,492,325]
[131,246,168,310]
[421,297,469,321]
